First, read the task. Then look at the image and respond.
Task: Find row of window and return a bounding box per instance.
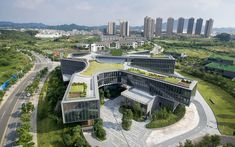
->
[63,101,99,111]
[96,71,194,106]
[65,110,99,123]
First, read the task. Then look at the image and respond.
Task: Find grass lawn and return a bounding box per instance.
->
[178,70,235,135]
[37,69,89,147]
[80,61,124,76]
[37,75,66,147]
[166,48,212,58]
[70,84,84,93]
[164,77,181,84]
[0,52,30,84]
[37,118,66,147]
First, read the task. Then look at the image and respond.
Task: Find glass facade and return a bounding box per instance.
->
[97,71,195,106]
[62,100,99,123]
[61,59,87,75]
[130,58,175,74]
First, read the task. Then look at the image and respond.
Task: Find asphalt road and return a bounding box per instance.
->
[0,52,52,146]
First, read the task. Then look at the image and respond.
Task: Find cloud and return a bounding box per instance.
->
[1,0,234,27]
[14,0,47,9]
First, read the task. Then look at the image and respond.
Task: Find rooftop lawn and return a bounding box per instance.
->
[128,68,190,87]
[206,62,235,72]
[70,84,84,93]
[209,54,235,61]
[178,70,235,135]
[68,83,87,98]
[80,60,124,76]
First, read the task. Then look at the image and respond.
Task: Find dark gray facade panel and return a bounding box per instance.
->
[60,59,87,75]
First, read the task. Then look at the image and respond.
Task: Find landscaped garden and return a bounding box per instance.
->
[146,105,186,128]
[80,61,124,76]
[68,82,87,98]
[37,67,90,147]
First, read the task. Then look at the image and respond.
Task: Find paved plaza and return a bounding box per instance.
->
[84,96,201,147]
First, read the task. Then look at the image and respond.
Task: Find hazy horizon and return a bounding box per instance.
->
[1,0,235,27]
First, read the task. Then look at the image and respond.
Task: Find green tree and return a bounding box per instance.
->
[16,131,34,147]
[211,135,220,146]
[63,134,73,146]
[184,139,193,147]
[63,125,90,147]
[122,109,133,130]
[215,33,231,42]
[93,119,106,140]
[132,102,142,119]
[105,89,111,99]
[20,113,31,122]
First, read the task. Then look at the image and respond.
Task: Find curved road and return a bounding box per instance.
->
[155,90,220,147]
[0,52,53,146]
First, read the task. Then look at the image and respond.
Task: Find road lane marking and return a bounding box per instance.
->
[1,111,6,119]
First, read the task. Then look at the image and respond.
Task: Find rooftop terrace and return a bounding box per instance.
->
[80,60,124,76]
[63,74,95,101]
[206,62,235,72]
[209,54,235,62]
[127,68,192,88]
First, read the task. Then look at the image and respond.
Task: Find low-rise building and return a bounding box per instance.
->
[60,56,197,124]
[205,63,235,79]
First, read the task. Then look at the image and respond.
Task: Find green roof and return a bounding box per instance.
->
[127,68,191,87]
[206,63,235,72]
[209,54,235,62]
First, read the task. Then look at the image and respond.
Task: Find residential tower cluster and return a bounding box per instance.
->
[144,16,214,39]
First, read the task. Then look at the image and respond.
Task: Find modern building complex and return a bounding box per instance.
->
[120,20,129,37]
[155,17,163,37]
[177,17,185,34]
[60,55,197,124]
[204,19,214,37]
[166,17,174,35]
[195,18,203,35]
[144,16,155,39]
[107,21,116,35]
[187,17,195,34]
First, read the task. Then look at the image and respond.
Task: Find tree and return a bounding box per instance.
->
[16,131,34,147]
[63,125,89,147]
[93,119,106,140]
[215,33,231,42]
[94,119,106,140]
[211,135,220,146]
[132,102,142,119]
[200,134,211,146]
[21,102,34,113]
[184,139,193,147]
[105,89,111,99]
[99,89,105,105]
[26,102,35,112]
[122,109,133,130]
[20,113,31,122]
[63,134,73,146]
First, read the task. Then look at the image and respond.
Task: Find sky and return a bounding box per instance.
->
[0,0,235,27]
